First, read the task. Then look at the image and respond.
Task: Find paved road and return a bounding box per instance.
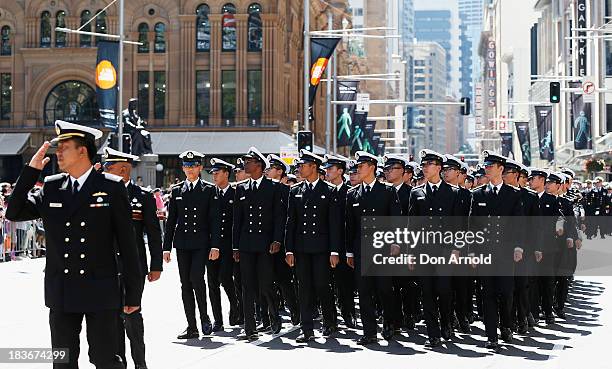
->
[0,257,609,369]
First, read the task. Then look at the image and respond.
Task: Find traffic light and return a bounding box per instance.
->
[550,82,561,103]
[460,97,471,116]
[297,131,313,152]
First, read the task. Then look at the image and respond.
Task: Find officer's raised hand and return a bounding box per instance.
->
[29,141,51,170]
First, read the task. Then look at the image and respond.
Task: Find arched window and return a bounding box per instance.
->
[154,22,166,53]
[55,11,67,47]
[95,10,107,44]
[138,23,149,53]
[248,3,262,51]
[221,3,236,51]
[80,10,92,47]
[195,4,210,52]
[40,11,51,47]
[44,81,99,126]
[0,26,10,56]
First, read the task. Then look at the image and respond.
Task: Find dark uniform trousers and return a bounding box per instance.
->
[332,184,355,322]
[408,181,462,339]
[163,180,217,331]
[555,196,579,314]
[346,181,401,337]
[208,186,239,325]
[118,182,162,367]
[6,166,143,369]
[470,184,523,341]
[285,180,341,333]
[233,177,287,335]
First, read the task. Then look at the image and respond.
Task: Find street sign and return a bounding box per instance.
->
[583,78,596,103]
[356,93,370,112]
[280,145,298,166]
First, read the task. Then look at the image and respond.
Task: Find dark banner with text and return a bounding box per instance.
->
[500,132,513,158]
[95,40,119,129]
[336,80,359,147]
[308,37,341,121]
[514,122,532,166]
[535,105,554,162]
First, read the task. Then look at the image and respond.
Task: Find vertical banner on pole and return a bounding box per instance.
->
[535,106,554,162]
[514,122,532,166]
[569,81,593,150]
[308,37,341,121]
[336,80,359,147]
[95,40,120,129]
[349,112,369,155]
[500,132,513,158]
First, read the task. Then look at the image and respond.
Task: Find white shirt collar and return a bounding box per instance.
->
[363,179,376,190]
[335,182,344,190]
[306,178,319,188]
[217,184,230,195]
[489,182,503,192]
[537,190,545,198]
[251,176,264,188]
[427,180,442,190]
[70,166,94,189]
[186,178,199,188]
[395,183,403,191]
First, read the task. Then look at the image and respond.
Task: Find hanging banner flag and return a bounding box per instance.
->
[308,37,341,121]
[362,120,376,155]
[350,112,371,155]
[372,133,385,156]
[535,105,554,162]
[95,40,119,129]
[514,122,532,166]
[576,0,588,77]
[500,132,513,158]
[569,81,593,150]
[336,80,359,147]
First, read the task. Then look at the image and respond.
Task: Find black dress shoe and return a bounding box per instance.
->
[343,314,356,329]
[357,335,378,345]
[177,328,199,339]
[404,315,416,330]
[545,315,556,325]
[485,340,498,349]
[527,313,535,328]
[425,337,441,348]
[517,323,528,335]
[291,310,300,326]
[441,327,453,341]
[237,332,259,341]
[271,320,282,334]
[555,308,566,319]
[321,325,337,337]
[212,322,224,332]
[501,328,513,343]
[202,321,213,336]
[256,324,271,333]
[382,326,394,341]
[296,331,315,343]
[459,320,471,334]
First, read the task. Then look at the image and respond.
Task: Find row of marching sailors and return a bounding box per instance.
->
[160,146,583,351]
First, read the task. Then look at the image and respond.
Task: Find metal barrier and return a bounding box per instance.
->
[1,219,46,262]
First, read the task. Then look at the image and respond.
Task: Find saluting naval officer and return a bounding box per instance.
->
[323,154,356,328]
[207,158,240,331]
[469,151,524,350]
[345,151,402,345]
[285,150,341,342]
[233,147,287,341]
[102,148,163,369]
[162,150,216,339]
[6,121,143,369]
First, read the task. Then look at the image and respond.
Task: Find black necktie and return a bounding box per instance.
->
[364,185,370,194]
[72,180,79,196]
[251,181,257,192]
[493,186,498,196]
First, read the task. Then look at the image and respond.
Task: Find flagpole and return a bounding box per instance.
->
[117,0,124,152]
[325,11,332,153]
[303,0,310,131]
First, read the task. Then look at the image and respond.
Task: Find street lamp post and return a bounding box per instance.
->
[303,0,310,132]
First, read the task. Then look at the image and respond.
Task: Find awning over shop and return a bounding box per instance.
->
[149,131,325,156]
[0,133,31,155]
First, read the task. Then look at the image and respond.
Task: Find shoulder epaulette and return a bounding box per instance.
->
[290,182,303,189]
[44,173,67,183]
[103,173,122,182]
